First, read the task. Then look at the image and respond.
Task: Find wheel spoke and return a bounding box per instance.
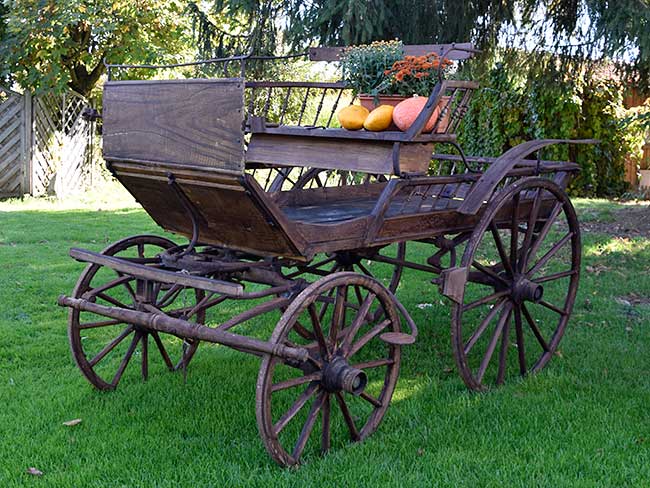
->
[520,188,543,271]
[477,304,512,384]
[521,304,550,352]
[330,285,347,345]
[335,392,360,441]
[356,261,374,278]
[533,269,576,283]
[88,326,134,367]
[96,292,131,309]
[151,330,174,370]
[84,275,133,299]
[514,306,526,376]
[293,319,316,341]
[496,307,511,385]
[273,382,319,435]
[538,299,567,316]
[292,391,326,461]
[525,202,563,266]
[141,332,149,381]
[307,304,329,357]
[111,331,140,387]
[351,358,394,370]
[155,284,184,309]
[464,299,508,355]
[78,318,125,330]
[360,391,383,408]
[510,192,520,271]
[339,292,376,356]
[318,287,336,323]
[271,372,322,393]
[526,232,573,278]
[463,290,510,312]
[348,319,391,358]
[321,394,331,454]
[489,222,514,277]
[471,260,509,287]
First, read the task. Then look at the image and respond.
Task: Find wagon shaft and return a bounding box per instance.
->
[58,295,310,363]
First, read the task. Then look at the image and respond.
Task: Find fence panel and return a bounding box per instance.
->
[0,86,25,197]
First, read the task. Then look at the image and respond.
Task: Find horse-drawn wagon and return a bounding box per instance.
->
[58,44,591,466]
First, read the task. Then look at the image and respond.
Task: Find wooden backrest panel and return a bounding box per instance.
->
[103,79,245,171]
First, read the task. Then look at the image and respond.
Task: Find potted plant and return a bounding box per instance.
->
[340,40,453,131]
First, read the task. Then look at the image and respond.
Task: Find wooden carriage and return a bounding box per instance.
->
[59,44,591,466]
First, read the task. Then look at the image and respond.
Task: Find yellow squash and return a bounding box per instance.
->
[337,105,369,130]
[363,105,394,131]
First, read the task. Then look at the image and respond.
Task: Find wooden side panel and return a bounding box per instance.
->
[111,164,304,259]
[103,79,245,170]
[246,134,394,174]
[246,135,434,175]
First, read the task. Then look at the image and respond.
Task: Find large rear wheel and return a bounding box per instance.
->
[451,178,581,391]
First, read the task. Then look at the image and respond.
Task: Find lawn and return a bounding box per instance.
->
[1,183,649,487]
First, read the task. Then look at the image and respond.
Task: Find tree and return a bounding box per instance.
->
[189,0,650,89]
[0,0,192,97]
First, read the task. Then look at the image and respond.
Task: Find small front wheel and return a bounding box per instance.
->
[256,272,402,466]
[68,235,205,390]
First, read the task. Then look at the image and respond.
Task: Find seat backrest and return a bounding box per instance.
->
[103,78,245,171]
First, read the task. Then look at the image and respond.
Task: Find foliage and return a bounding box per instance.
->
[457,54,646,197]
[339,40,403,95]
[193,0,650,93]
[0,0,192,97]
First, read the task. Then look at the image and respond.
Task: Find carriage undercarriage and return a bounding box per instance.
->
[58,45,590,466]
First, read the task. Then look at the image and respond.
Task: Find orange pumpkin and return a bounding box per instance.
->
[392,96,440,133]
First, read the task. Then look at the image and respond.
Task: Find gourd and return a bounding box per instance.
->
[392,96,440,133]
[337,105,369,130]
[363,105,394,131]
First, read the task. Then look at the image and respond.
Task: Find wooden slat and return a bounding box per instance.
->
[0,87,24,197]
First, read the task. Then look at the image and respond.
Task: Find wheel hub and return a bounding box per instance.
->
[511,277,543,304]
[321,356,367,395]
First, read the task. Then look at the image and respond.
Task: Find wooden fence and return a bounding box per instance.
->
[0,86,93,198]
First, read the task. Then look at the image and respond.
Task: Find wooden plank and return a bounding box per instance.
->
[251,125,456,143]
[309,43,476,62]
[22,91,31,195]
[103,79,245,171]
[246,133,394,174]
[69,248,244,296]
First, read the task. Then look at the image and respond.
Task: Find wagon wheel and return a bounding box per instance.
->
[257,272,403,466]
[68,235,206,391]
[451,178,581,391]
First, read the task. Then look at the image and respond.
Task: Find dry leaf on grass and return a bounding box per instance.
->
[585,265,609,275]
[62,418,82,427]
[26,467,43,476]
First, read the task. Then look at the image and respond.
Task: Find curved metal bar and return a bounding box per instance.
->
[458,139,599,216]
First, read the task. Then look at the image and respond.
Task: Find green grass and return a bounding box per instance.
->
[1,186,649,487]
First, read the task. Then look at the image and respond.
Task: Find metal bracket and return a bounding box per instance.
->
[167,172,207,257]
[439,266,468,304]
